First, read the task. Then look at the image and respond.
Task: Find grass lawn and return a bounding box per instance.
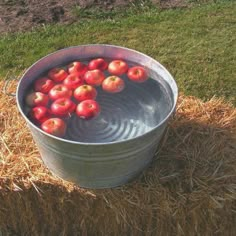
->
[0,0,235,104]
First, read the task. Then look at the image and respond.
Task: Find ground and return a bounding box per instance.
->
[0,0,188,35]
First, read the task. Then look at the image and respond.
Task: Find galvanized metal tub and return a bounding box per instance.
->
[16,44,178,189]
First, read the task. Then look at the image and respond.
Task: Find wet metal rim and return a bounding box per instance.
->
[16,44,178,146]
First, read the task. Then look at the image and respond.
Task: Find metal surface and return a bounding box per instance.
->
[16,44,178,188]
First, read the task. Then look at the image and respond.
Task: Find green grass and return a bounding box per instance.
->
[72,0,155,20]
[0,0,235,104]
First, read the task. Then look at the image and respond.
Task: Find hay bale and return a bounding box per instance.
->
[0,81,235,235]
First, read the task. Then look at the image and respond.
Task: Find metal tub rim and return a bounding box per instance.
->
[16,44,178,146]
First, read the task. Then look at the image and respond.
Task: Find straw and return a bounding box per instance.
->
[0,81,235,235]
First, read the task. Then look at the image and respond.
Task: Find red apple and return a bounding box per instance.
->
[74,84,97,102]
[76,100,100,119]
[102,76,125,93]
[41,118,66,137]
[127,66,148,83]
[48,67,68,82]
[63,74,84,90]
[29,106,51,124]
[84,69,105,86]
[88,58,108,71]
[51,98,76,117]
[25,92,49,107]
[108,60,128,76]
[34,77,55,94]
[49,84,72,101]
[67,61,88,76]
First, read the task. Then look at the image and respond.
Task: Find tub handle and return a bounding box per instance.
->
[3,77,18,97]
